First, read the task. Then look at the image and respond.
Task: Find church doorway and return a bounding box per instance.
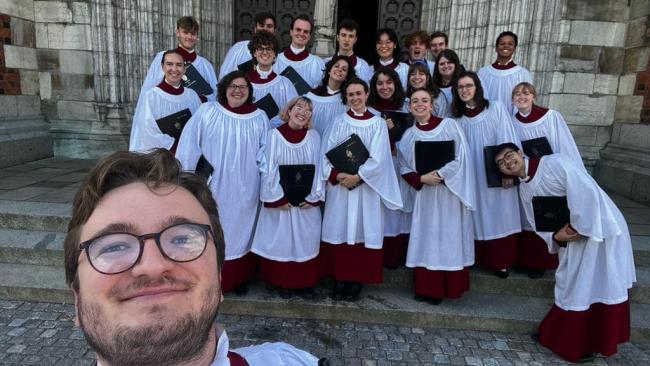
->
[336,0,380,62]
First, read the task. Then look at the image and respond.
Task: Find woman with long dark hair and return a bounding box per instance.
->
[432,49,462,114]
[373,28,409,89]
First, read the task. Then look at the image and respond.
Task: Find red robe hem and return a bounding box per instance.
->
[382,234,409,268]
[414,267,470,299]
[259,256,320,288]
[221,252,258,292]
[320,241,383,283]
[516,231,559,270]
[539,301,630,363]
[474,234,517,271]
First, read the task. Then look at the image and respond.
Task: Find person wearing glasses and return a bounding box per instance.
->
[451,71,521,279]
[373,28,409,90]
[176,71,270,295]
[273,15,325,89]
[493,143,635,363]
[219,12,276,79]
[62,149,321,365]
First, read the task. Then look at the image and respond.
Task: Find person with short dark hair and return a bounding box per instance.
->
[139,16,218,103]
[130,50,201,153]
[63,148,320,365]
[452,71,521,278]
[432,49,463,114]
[404,31,435,75]
[323,19,372,82]
[176,71,270,295]
[478,31,532,114]
[219,12,276,79]
[429,31,448,61]
[493,144,636,363]
[373,28,409,90]
[273,14,325,89]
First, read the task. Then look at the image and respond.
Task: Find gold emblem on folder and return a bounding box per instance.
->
[345,149,356,163]
[174,122,182,130]
[295,171,302,183]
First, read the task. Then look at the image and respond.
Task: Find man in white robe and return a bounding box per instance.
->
[129,50,201,153]
[139,16,218,103]
[218,12,276,80]
[494,144,636,363]
[323,19,372,82]
[478,31,532,114]
[62,149,321,366]
[405,31,435,75]
[273,15,325,90]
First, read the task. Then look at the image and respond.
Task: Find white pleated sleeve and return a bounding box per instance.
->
[218,40,252,79]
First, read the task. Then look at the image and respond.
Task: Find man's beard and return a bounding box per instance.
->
[77,279,220,366]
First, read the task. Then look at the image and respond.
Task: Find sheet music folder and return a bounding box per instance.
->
[237,59,254,73]
[325,134,369,175]
[483,145,520,188]
[183,63,213,96]
[155,108,192,139]
[522,136,553,159]
[382,110,413,142]
[255,94,280,119]
[532,196,570,232]
[278,164,315,206]
[195,155,213,182]
[415,140,455,175]
[280,66,311,95]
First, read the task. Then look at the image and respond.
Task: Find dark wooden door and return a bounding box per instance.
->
[377,0,423,57]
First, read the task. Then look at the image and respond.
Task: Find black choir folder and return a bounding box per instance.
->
[483,145,520,188]
[237,59,254,73]
[522,137,553,159]
[325,134,369,175]
[415,140,455,175]
[280,66,311,96]
[195,155,213,181]
[382,111,413,142]
[532,196,570,232]
[255,93,280,119]
[183,63,213,96]
[155,108,192,139]
[279,164,315,206]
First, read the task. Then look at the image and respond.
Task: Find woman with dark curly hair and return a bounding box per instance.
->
[176,70,270,295]
[432,49,463,114]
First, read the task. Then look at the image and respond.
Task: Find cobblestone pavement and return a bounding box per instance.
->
[1,300,649,365]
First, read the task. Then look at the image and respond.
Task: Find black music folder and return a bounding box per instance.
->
[325,134,370,174]
[279,164,316,206]
[183,63,213,96]
[255,93,280,119]
[415,140,455,175]
[382,110,414,142]
[155,108,192,139]
[483,145,519,188]
[532,196,570,232]
[522,136,553,159]
[280,66,311,95]
[195,155,213,181]
[237,59,254,73]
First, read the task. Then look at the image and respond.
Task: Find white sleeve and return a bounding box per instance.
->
[137,52,164,103]
[233,342,319,366]
[175,105,206,171]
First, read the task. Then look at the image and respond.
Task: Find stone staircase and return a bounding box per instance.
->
[1,197,649,344]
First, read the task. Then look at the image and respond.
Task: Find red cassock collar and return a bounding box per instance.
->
[283,48,310,62]
[415,115,443,131]
[157,80,184,95]
[515,105,549,123]
[175,46,198,63]
[219,100,258,114]
[346,109,374,120]
[277,122,307,143]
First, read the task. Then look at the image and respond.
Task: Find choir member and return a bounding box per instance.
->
[398,88,476,304]
[373,28,409,90]
[176,71,270,294]
[511,81,584,279]
[432,49,462,114]
[129,50,201,153]
[320,78,403,301]
[404,31,435,75]
[219,12,276,79]
[494,144,636,363]
[429,31,448,62]
[251,96,323,299]
[406,63,448,117]
[451,71,521,278]
[247,31,298,126]
[324,19,372,82]
[368,67,410,269]
[478,31,532,114]
[273,15,325,89]
[139,16,218,103]
[306,55,356,138]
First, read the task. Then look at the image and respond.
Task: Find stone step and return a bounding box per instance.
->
[1,263,648,344]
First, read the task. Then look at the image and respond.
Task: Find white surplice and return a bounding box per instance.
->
[478,64,532,114]
[251,74,298,116]
[129,86,201,152]
[251,128,324,262]
[518,154,636,311]
[175,102,270,260]
[273,52,325,89]
[320,112,403,248]
[218,40,251,80]
[455,101,522,240]
[398,119,477,270]
[305,91,347,138]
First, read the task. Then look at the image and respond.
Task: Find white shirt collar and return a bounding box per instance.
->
[519,158,530,183]
[351,108,367,116]
[255,64,272,79]
[290,45,305,54]
[326,86,340,95]
[163,78,182,89]
[379,58,394,66]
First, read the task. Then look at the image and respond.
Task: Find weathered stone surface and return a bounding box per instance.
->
[10,17,35,48]
[569,20,626,47]
[0,0,35,21]
[563,72,595,94]
[58,50,93,75]
[616,124,650,150]
[34,23,48,48]
[550,72,564,93]
[38,72,52,100]
[630,0,650,18]
[35,49,59,71]
[56,101,97,121]
[50,74,94,101]
[34,1,73,23]
[565,0,627,22]
[618,74,637,96]
[41,24,92,50]
[594,74,618,95]
[16,96,41,117]
[72,2,90,24]
[595,125,612,146]
[0,118,53,168]
[568,124,599,146]
[624,48,650,73]
[3,45,37,70]
[626,16,648,49]
[615,96,644,123]
[0,96,18,118]
[599,47,625,74]
[19,70,39,96]
[549,94,616,126]
[555,58,595,73]
[559,44,599,61]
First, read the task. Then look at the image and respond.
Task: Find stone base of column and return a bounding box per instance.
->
[596,143,650,206]
[0,117,53,168]
[50,118,129,159]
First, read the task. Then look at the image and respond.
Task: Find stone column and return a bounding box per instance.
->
[312,0,336,57]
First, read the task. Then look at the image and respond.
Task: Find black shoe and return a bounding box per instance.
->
[512,265,527,274]
[233,283,248,296]
[427,297,442,305]
[531,333,540,342]
[296,287,316,300]
[344,282,362,301]
[494,269,509,279]
[578,354,595,363]
[414,294,428,302]
[331,282,345,301]
[527,269,545,279]
[318,357,331,366]
[278,287,293,299]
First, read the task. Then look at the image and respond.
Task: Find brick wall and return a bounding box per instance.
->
[634,19,650,124]
[0,13,21,95]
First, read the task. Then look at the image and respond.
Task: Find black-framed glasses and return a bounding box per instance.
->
[495,150,517,168]
[79,223,212,275]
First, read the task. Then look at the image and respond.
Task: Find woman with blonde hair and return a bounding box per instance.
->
[251,96,324,299]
